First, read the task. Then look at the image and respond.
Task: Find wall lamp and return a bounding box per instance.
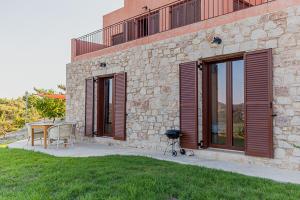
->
[212,37,222,45]
[99,62,107,67]
[142,6,150,12]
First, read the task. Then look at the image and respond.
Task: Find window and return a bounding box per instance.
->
[112,33,125,46]
[137,11,160,38]
[85,73,127,140]
[103,78,113,136]
[137,15,148,38]
[171,0,201,29]
[209,59,245,150]
[94,76,115,137]
[181,50,274,157]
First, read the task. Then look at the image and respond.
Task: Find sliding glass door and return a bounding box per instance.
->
[209,59,245,150]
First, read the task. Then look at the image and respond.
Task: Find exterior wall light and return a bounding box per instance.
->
[212,37,222,45]
[142,6,150,12]
[99,62,107,67]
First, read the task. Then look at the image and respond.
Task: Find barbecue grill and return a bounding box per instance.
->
[164,129,185,156]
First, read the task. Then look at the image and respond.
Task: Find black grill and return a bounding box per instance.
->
[165,130,181,139]
[164,129,185,157]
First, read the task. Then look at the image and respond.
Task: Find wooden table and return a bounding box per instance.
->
[31,123,54,149]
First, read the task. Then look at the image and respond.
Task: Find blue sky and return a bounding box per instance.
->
[0,0,124,98]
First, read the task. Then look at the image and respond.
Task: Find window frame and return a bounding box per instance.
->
[203,56,245,151]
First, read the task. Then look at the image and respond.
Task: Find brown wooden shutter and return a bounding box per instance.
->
[202,63,209,148]
[112,33,125,46]
[149,12,159,35]
[114,72,127,141]
[125,20,135,42]
[171,3,186,29]
[180,62,198,149]
[186,0,201,25]
[85,78,94,136]
[245,49,273,158]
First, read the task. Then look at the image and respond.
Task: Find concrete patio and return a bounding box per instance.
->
[8,139,300,185]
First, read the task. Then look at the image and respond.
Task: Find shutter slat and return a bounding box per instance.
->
[85,78,94,136]
[114,72,127,141]
[245,49,273,158]
[180,61,198,149]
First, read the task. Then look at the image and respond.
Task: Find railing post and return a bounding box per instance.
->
[71,39,77,62]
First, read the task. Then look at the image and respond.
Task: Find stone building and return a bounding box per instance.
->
[67,0,300,170]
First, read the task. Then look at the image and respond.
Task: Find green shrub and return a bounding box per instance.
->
[0,85,66,137]
[0,98,40,137]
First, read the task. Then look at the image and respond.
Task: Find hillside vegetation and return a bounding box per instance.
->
[0,86,66,138]
[0,98,40,137]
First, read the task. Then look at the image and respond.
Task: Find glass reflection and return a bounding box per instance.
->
[210,62,227,145]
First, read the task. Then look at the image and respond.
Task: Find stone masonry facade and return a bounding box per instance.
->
[67,5,300,170]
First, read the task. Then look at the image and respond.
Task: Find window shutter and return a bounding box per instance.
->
[114,72,127,141]
[171,3,186,29]
[202,63,209,148]
[180,62,198,149]
[125,20,135,42]
[85,78,94,137]
[149,12,160,35]
[112,33,125,46]
[171,6,177,28]
[245,49,273,158]
[186,0,201,25]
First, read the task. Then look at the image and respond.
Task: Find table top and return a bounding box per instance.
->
[29,122,54,127]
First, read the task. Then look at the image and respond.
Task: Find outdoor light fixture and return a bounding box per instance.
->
[142,6,150,12]
[99,62,107,67]
[212,37,222,45]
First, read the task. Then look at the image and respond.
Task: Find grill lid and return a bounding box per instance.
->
[165,129,181,139]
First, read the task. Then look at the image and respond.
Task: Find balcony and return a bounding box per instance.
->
[72,0,275,57]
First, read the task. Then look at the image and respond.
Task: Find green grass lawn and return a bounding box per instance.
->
[0,149,299,200]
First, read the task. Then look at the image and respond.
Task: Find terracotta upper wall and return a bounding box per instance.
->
[103,0,174,28]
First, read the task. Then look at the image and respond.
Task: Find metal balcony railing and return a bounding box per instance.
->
[74,0,275,57]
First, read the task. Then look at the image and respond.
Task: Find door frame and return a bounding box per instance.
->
[203,56,245,151]
[95,73,115,138]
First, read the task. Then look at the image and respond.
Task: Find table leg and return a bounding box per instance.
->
[31,128,34,146]
[44,127,48,149]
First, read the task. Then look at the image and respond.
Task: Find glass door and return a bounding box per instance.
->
[209,59,245,150]
[232,60,245,148]
[103,78,113,137]
[210,62,227,146]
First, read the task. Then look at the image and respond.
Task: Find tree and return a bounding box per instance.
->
[33,96,65,122]
[0,98,40,138]
[57,84,66,92]
[31,87,66,122]
[0,85,66,137]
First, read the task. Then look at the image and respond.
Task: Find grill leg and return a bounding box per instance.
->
[164,138,179,156]
[164,140,171,155]
[171,139,175,152]
[171,139,178,157]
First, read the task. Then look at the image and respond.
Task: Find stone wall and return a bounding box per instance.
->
[67,5,300,170]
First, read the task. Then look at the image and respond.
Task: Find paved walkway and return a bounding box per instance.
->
[8,139,300,185]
